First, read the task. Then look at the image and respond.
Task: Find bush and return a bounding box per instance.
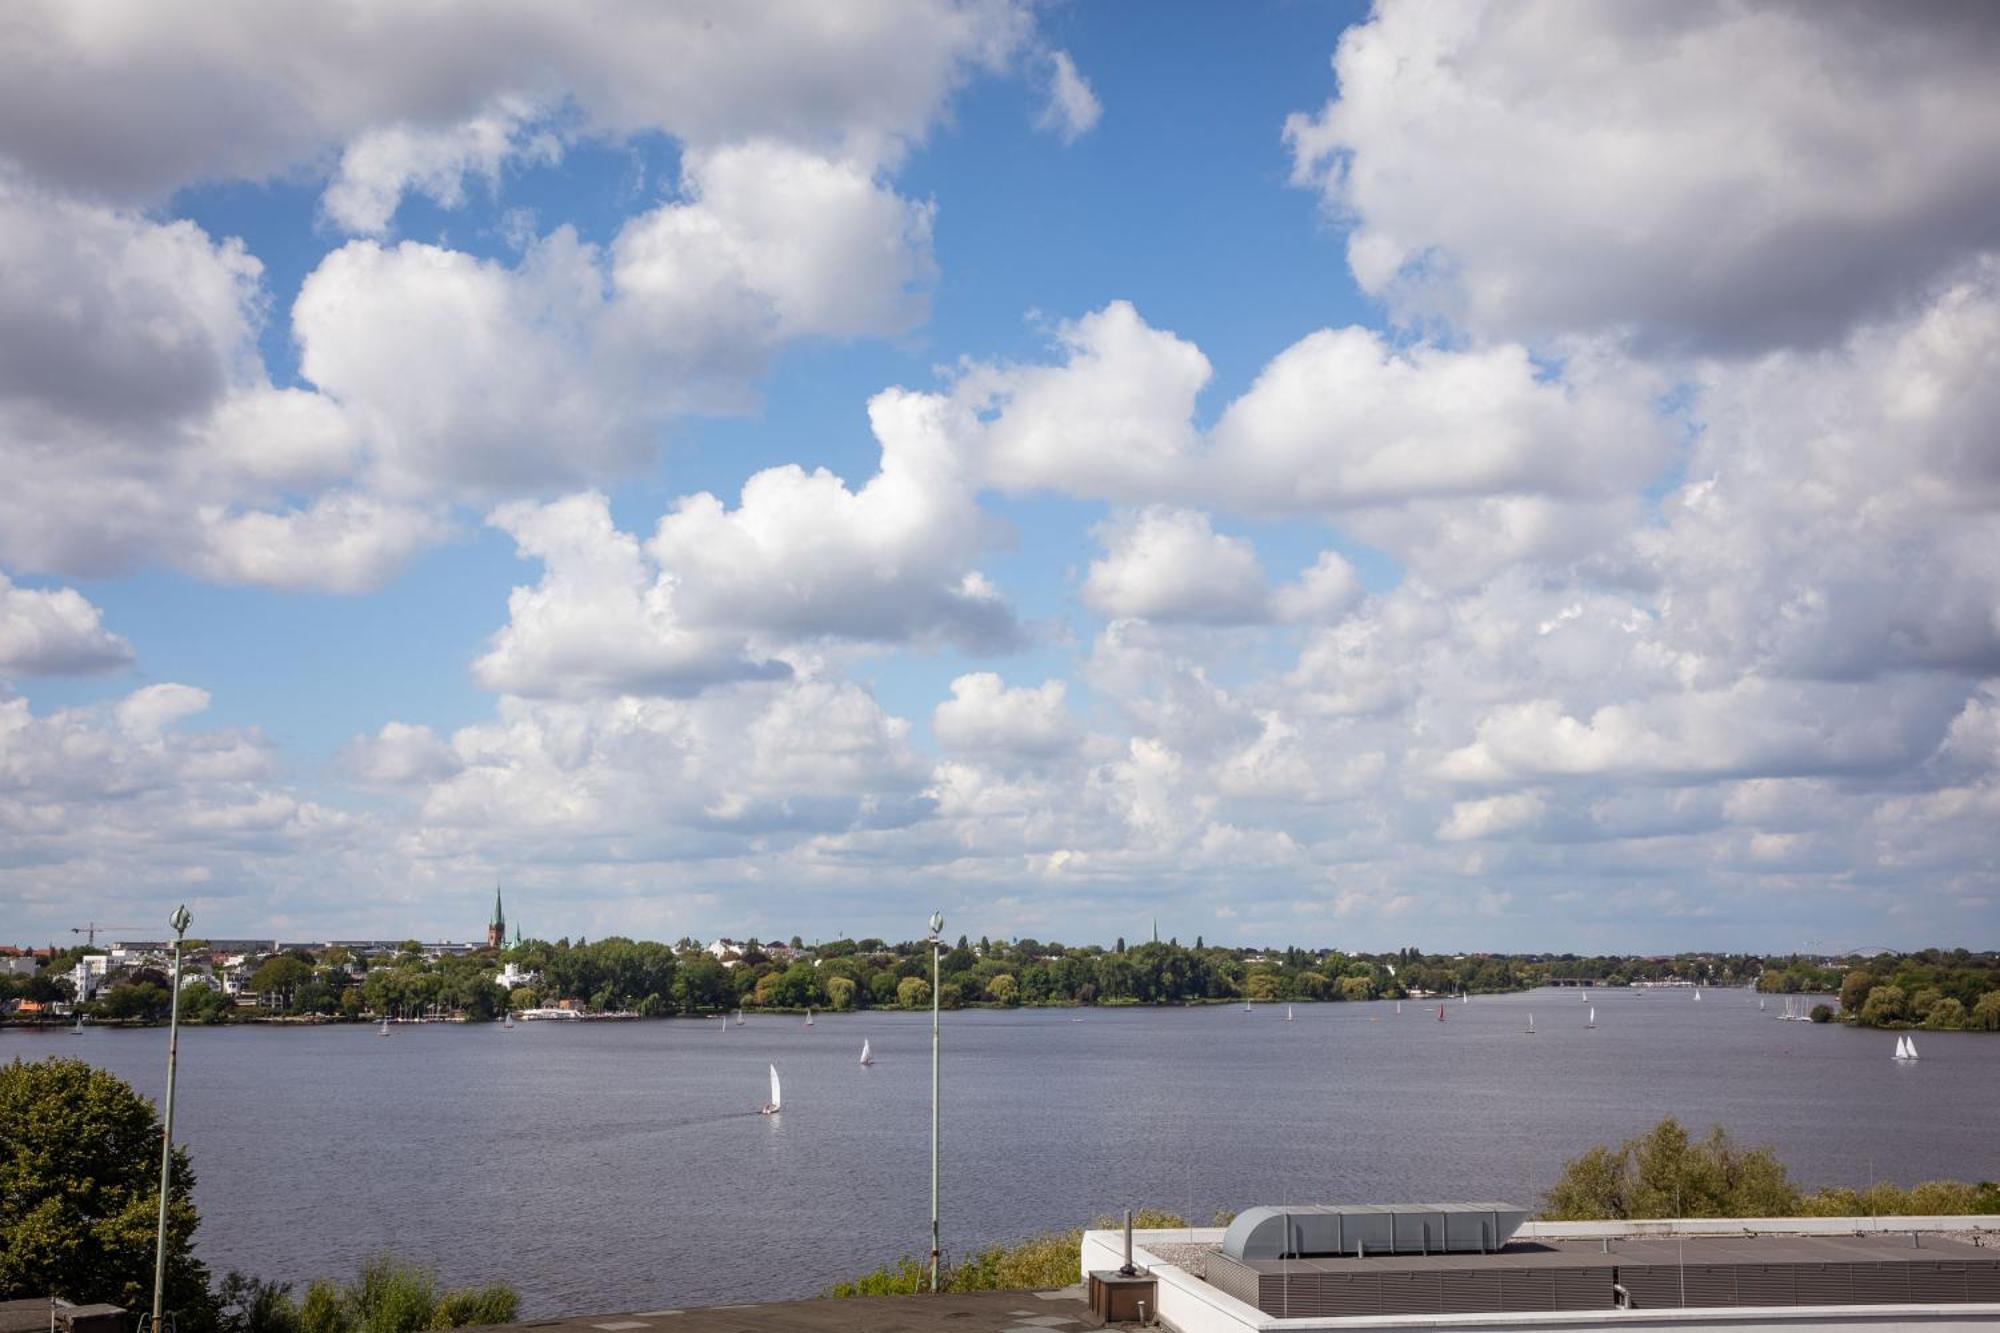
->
[277,1257,515,1333]
[825,1212,1187,1297]
[1540,1117,1800,1220]
[1808,1003,1833,1023]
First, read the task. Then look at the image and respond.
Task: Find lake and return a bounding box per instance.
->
[23,990,1997,1316]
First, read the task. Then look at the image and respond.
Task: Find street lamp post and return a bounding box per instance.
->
[928,909,943,1293]
[150,904,192,1333]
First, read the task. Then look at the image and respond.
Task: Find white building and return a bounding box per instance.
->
[70,955,113,1002]
[495,961,541,991]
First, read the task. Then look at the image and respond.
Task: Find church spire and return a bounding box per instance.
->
[488,885,506,949]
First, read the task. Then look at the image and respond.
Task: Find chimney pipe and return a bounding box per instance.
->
[1120,1209,1136,1276]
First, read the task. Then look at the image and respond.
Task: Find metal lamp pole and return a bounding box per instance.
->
[151,904,192,1332]
[928,909,943,1293]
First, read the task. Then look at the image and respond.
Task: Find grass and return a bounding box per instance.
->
[823,1211,1190,1297]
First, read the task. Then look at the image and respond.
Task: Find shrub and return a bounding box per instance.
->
[825,1212,1187,1297]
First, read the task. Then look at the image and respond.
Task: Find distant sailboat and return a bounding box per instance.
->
[1694,989,1703,1001]
[1759,996,1767,1011]
[1525,1012,1536,1035]
[1587,1007,1597,1029]
[70,1014,84,1035]
[805,1007,814,1028]
[502,1013,514,1029]
[1437,1004,1445,1022]
[735,1009,745,1026]
[1285,1006,1295,1022]
[1894,1035,1919,1061]
[859,1039,873,1066]
[1395,1001,1402,1015]
[1461,991,1469,1004]
[760,1063,782,1115]
[378,1017,389,1036]
[1243,1000,1252,1012]
[1907,1035,1920,1059]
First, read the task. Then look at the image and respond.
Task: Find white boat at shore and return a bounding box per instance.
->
[516,1007,582,1021]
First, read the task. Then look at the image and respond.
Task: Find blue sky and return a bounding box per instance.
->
[2,1,1997,951]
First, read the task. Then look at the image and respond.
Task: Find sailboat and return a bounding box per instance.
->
[1436,1004,1445,1022]
[859,1039,874,1066]
[734,1009,745,1026]
[502,1012,514,1029]
[1586,1006,1597,1029]
[1694,988,1703,1001]
[1907,1035,1920,1059]
[378,1016,390,1036]
[1525,1013,1536,1035]
[1894,1035,1919,1061]
[1243,1000,1252,1012]
[760,1064,782,1115]
[1285,1005,1295,1022]
[805,1007,814,1028]
[1395,1001,1402,1015]
[70,1014,85,1035]
[1461,991,1468,1004]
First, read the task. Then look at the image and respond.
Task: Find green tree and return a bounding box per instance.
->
[986,974,1018,1005]
[0,1058,212,1321]
[1973,991,2000,1032]
[1540,1116,1801,1220]
[1924,997,1965,1030]
[1808,1003,1833,1023]
[1839,969,1873,1016]
[1858,985,1909,1027]
[824,976,856,1011]
[897,976,931,1009]
[248,956,313,1009]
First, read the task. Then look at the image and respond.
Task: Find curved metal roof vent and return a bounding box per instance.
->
[1220,1203,1528,1260]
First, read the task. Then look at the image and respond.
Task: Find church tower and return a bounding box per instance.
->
[488,886,506,950]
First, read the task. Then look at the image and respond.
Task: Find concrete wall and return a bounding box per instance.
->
[1080,1222,2000,1333]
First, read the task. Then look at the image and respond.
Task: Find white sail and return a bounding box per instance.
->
[1286,1005,1294,1021]
[1526,1013,1535,1033]
[1395,1001,1402,1015]
[1907,1035,1919,1059]
[860,1039,872,1065]
[1588,1007,1596,1026]
[805,1007,814,1027]
[1694,989,1702,1001]
[768,1063,782,1110]
[1894,1036,1907,1059]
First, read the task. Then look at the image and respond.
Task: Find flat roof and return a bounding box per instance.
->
[1218,1233,1994,1276]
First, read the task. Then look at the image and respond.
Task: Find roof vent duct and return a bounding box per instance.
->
[1220,1203,1528,1259]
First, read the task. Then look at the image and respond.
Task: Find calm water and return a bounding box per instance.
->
[23,990,1997,1315]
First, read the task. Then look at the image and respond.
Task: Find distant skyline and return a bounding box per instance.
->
[2,2,1998,952]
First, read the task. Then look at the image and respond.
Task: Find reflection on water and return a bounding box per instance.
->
[34,990,1996,1315]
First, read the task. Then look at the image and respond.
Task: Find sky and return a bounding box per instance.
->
[2,0,1998,953]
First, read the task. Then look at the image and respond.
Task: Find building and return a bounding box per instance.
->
[1080,1209,2000,1331]
[70,954,113,1003]
[488,887,506,950]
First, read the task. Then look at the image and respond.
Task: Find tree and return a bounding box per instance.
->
[825,976,856,1011]
[897,976,931,1010]
[1973,991,2000,1032]
[1541,1116,1801,1220]
[249,956,313,1009]
[0,1058,212,1321]
[1808,1003,1834,1023]
[1924,997,1965,1030]
[986,974,1018,1005]
[1839,969,1873,1016]
[1858,985,1909,1027]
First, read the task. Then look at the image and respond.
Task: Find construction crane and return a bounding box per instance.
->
[70,922,147,947]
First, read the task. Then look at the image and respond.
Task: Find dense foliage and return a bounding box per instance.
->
[824,1211,1189,1297]
[217,1256,517,1333]
[0,1057,212,1321]
[7,941,1995,1028]
[1541,1116,2000,1220]
[1829,951,2000,1030]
